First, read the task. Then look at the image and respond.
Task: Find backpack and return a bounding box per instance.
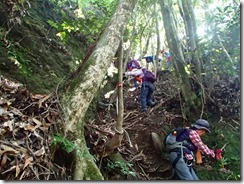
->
[142,68,156,83]
[163,127,189,151]
[127,60,140,70]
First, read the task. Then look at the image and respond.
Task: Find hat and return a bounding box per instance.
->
[191,119,211,133]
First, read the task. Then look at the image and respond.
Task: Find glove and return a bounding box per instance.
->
[215,149,224,160]
[184,158,193,166]
[135,76,141,83]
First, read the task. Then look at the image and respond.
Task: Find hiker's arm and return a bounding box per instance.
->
[189,130,215,158]
[124,69,143,77]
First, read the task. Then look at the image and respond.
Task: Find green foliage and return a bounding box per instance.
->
[199,2,240,79]
[197,123,240,180]
[47,20,59,30]
[216,157,228,169]
[52,134,95,161]
[6,46,32,76]
[46,0,117,43]
[106,160,136,177]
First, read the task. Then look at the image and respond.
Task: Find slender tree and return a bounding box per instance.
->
[103,37,124,157]
[154,1,161,74]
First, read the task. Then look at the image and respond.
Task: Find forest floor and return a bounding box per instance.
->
[84,70,240,180]
[0,70,240,180]
[85,70,210,180]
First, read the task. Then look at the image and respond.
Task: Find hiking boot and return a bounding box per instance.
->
[141,108,147,112]
[150,100,158,107]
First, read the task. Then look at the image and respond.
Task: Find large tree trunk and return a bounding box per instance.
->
[61,0,138,180]
[159,0,199,119]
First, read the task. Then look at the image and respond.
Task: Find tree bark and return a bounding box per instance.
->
[159,0,199,119]
[61,0,138,180]
[103,37,124,157]
[181,0,202,79]
[154,2,161,74]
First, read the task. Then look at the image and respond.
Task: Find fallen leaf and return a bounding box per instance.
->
[39,127,49,131]
[38,93,52,108]
[24,124,36,131]
[10,107,25,117]
[23,157,33,169]
[1,153,8,167]
[0,144,19,155]
[32,118,42,129]
[34,147,45,157]
[16,165,20,177]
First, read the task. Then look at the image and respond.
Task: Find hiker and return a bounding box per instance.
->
[161,49,172,70]
[126,59,141,89]
[124,65,156,112]
[143,55,154,64]
[166,119,216,180]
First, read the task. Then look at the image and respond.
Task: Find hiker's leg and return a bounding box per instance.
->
[146,90,154,106]
[140,83,149,111]
[189,167,199,180]
[169,152,194,180]
[146,82,155,106]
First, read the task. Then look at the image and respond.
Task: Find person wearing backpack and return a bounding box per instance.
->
[124,66,156,112]
[161,49,172,70]
[126,59,142,89]
[143,55,154,64]
[165,119,216,180]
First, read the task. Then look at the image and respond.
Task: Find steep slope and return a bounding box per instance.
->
[0,0,87,93]
[84,70,240,180]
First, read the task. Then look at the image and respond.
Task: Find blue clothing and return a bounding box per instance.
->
[140,81,155,111]
[167,128,199,180]
[143,56,154,63]
[165,51,170,57]
[124,69,155,111]
[169,151,199,180]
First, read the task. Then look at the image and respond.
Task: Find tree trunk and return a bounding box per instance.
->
[159,0,199,119]
[180,0,202,79]
[103,37,124,157]
[61,0,138,180]
[154,2,161,74]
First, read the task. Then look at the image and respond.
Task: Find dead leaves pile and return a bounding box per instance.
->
[0,76,63,180]
[208,77,240,120]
